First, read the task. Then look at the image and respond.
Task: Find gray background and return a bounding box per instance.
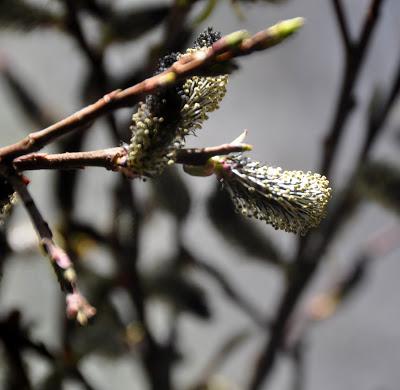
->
[0,0,399,389]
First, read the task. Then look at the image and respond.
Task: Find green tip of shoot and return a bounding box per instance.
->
[270,17,305,40]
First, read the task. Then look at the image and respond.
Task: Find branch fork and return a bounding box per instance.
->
[0,19,304,325]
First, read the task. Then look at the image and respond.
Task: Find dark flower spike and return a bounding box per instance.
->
[193,27,222,49]
[0,194,16,224]
[127,28,228,177]
[212,154,331,235]
[0,177,17,224]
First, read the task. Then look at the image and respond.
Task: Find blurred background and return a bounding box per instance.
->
[0,0,399,389]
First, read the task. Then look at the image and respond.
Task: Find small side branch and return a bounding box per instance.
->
[13,143,252,173]
[13,148,127,172]
[361,51,400,158]
[321,0,385,177]
[331,0,352,53]
[1,168,95,325]
[0,19,303,162]
[193,258,268,328]
[176,143,252,165]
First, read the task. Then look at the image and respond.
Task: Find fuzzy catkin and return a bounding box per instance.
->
[215,155,331,235]
[127,30,228,177]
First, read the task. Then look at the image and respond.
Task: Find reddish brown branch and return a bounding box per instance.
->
[0,19,302,162]
[0,168,95,325]
[176,143,252,164]
[13,148,127,172]
[12,143,252,173]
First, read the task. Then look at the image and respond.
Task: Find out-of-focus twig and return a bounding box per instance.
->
[291,341,306,390]
[110,179,175,390]
[0,311,34,389]
[184,246,269,328]
[248,3,391,387]
[330,0,352,54]
[0,55,57,129]
[188,329,251,390]
[360,50,400,159]
[285,224,400,353]
[64,0,107,91]
[321,0,385,176]
[0,310,96,390]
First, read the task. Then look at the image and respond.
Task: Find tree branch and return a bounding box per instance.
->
[12,143,252,173]
[331,0,352,54]
[0,168,95,325]
[13,147,127,172]
[361,50,400,159]
[321,0,385,177]
[0,18,303,162]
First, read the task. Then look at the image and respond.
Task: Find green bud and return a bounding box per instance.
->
[260,17,305,49]
[270,17,305,40]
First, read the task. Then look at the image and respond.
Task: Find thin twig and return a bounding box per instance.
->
[291,341,306,390]
[0,168,95,324]
[63,0,123,144]
[0,56,56,129]
[331,0,352,54]
[361,50,400,159]
[0,19,303,162]
[13,148,127,172]
[110,179,173,389]
[193,258,268,329]
[176,143,252,165]
[321,0,385,177]
[64,0,103,79]
[0,310,96,389]
[188,329,251,390]
[12,143,252,172]
[0,311,33,389]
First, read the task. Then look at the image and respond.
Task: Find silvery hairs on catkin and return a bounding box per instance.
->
[127,28,228,177]
[214,155,332,235]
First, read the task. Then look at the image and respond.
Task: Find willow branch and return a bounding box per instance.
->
[12,143,252,172]
[13,148,127,172]
[0,168,95,325]
[176,143,252,164]
[0,18,303,162]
